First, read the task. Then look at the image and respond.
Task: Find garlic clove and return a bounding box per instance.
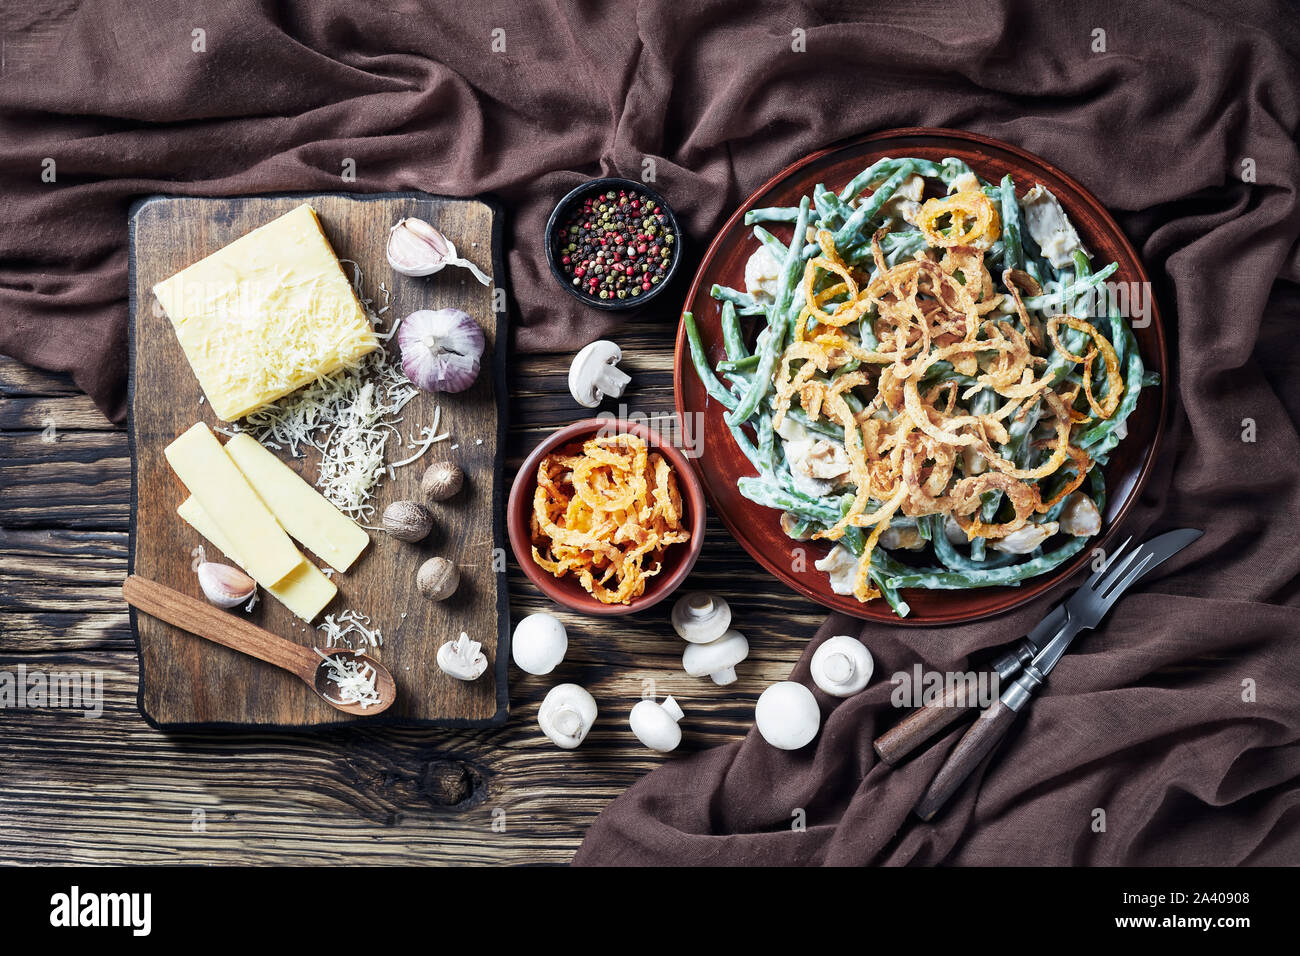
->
[387,217,492,286]
[400,216,453,258]
[197,561,257,609]
[387,218,449,278]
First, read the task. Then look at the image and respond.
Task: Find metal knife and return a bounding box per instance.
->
[913,528,1202,820]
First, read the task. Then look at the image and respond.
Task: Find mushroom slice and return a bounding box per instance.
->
[1058,492,1101,537]
[879,520,927,552]
[988,521,1059,554]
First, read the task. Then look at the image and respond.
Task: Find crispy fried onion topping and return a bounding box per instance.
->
[750,213,1119,605]
[917,189,1001,249]
[531,433,690,605]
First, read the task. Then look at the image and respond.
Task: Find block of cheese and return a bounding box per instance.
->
[164,422,302,586]
[178,497,337,622]
[151,204,379,421]
[223,432,370,572]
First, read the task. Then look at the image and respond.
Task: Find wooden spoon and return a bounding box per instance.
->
[122,575,396,716]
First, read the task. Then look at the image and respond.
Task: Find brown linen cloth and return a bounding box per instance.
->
[2,0,1297,864]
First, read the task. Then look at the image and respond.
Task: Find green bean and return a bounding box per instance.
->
[728,420,764,472]
[1024,261,1118,312]
[1000,174,1025,274]
[886,470,1105,589]
[920,360,979,388]
[786,516,817,539]
[1077,321,1146,457]
[745,207,800,225]
[873,568,911,618]
[719,355,760,374]
[813,184,851,229]
[886,535,1089,589]
[710,283,767,316]
[926,515,1020,572]
[779,403,844,441]
[753,225,789,262]
[838,158,905,203]
[757,413,777,473]
[719,300,747,363]
[859,310,879,351]
[728,196,811,426]
[738,476,838,523]
[682,311,737,411]
[838,157,946,203]
[833,161,916,249]
[939,157,983,189]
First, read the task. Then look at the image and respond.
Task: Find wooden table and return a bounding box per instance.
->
[0,326,831,865]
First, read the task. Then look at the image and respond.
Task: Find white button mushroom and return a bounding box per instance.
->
[670,592,732,644]
[755,681,821,750]
[437,632,487,681]
[810,635,874,698]
[629,695,684,753]
[538,683,597,749]
[511,612,568,675]
[682,629,749,685]
[568,340,631,408]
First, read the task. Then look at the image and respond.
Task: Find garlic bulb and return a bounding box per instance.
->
[398,308,484,394]
[196,560,257,609]
[387,217,492,286]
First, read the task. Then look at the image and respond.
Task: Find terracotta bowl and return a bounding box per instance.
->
[507,418,706,616]
[673,127,1168,625]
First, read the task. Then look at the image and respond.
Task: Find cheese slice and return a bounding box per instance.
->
[178,497,337,622]
[223,433,370,572]
[152,204,379,421]
[164,422,302,585]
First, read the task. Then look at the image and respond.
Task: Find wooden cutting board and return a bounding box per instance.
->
[127,192,508,729]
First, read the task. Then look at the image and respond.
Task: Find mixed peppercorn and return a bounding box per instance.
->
[555,188,676,303]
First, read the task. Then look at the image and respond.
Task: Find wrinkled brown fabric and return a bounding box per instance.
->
[2,0,1298,865]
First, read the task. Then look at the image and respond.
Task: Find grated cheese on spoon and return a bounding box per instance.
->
[314,648,383,709]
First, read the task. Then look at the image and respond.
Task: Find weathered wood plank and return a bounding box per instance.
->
[0,431,131,528]
[0,395,117,431]
[0,647,783,865]
[0,611,132,651]
[0,529,130,613]
[0,355,83,397]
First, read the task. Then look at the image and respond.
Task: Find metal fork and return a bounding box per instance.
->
[912,529,1201,820]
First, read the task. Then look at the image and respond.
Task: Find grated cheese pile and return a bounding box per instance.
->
[314,649,383,709]
[316,608,383,649]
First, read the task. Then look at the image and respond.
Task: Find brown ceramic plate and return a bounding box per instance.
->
[673,127,1167,625]
[507,418,706,616]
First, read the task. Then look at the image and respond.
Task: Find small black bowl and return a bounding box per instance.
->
[544,177,684,312]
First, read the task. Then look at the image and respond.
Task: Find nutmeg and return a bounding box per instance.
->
[418,557,460,601]
[382,500,433,542]
[421,461,464,502]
